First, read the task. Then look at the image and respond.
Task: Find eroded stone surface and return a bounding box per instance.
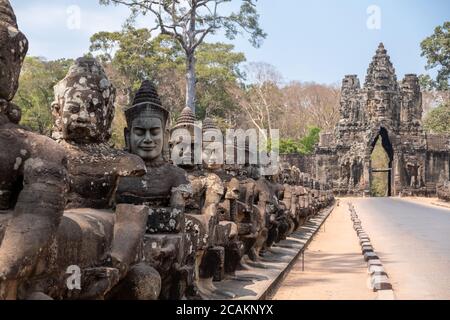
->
[0,0,68,300]
[116,81,192,300]
[315,43,450,197]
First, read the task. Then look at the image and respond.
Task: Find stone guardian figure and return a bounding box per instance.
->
[0,0,68,299]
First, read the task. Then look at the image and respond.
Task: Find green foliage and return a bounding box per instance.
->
[371,139,390,197]
[424,103,450,134]
[299,127,321,154]
[280,127,321,155]
[89,28,246,118]
[421,21,450,91]
[280,138,302,154]
[13,57,73,135]
[99,0,267,48]
[99,0,265,113]
[90,30,184,91]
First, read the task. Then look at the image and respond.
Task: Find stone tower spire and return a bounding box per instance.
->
[364,43,398,92]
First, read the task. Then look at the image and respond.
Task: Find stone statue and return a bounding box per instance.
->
[437,170,450,202]
[46,58,160,300]
[261,169,290,248]
[279,164,301,233]
[200,119,242,281]
[116,81,192,300]
[0,0,68,299]
[51,57,146,209]
[170,113,240,298]
[169,109,222,298]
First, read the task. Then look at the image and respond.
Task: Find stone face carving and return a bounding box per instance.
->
[52,57,146,209]
[116,81,192,300]
[0,0,28,103]
[0,0,68,300]
[315,43,450,197]
[170,112,240,298]
[13,58,160,301]
[0,0,335,299]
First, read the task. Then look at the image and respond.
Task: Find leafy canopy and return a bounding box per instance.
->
[13,57,73,135]
[420,21,450,91]
[280,127,321,155]
[424,102,450,134]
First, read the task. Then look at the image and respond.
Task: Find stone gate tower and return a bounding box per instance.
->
[315,43,450,196]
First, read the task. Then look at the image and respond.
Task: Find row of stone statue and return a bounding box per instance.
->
[0,0,333,300]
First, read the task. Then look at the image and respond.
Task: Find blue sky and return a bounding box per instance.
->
[11,0,450,85]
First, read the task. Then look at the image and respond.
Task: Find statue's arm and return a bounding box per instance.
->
[0,155,67,281]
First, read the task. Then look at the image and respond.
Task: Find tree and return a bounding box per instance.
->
[281,81,340,138]
[13,57,73,135]
[89,27,246,146]
[99,0,266,114]
[424,102,450,134]
[420,21,450,91]
[298,126,321,155]
[279,127,321,155]
[234,62,283,143]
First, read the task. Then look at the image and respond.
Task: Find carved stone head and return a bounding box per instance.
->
[124,80,169,164]
[170,107,200,169]
[52,57,116,143]
[202,117,223,171]
[0,0,28,102]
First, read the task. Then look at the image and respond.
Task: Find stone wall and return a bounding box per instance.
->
[280,154,315,175]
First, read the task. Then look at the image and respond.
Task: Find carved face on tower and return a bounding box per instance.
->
[52,57,116,143]
[0,0,28,102]
[125,81,169,164]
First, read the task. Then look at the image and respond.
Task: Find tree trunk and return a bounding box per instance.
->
[186,52,196,114]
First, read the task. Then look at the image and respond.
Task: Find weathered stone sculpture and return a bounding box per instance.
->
[45,58,160,300]
[116,81,192,300]
[259,169,290,249]
[170,113,241,298]
[52,57,146,209]
[200,119,241,280]
[315,43,450,197]
[437,170,450,202]
[0,0,68,299]
[279,164,302,233]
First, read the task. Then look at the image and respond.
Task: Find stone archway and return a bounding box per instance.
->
[368,127,394,197]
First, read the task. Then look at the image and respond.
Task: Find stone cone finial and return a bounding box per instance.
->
[364,42,398,91]
[132,80,162,107]
[0,0,17,27]
[176,107,196,126]
[377,42,385,52]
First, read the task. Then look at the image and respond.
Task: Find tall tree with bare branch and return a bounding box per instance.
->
[100,0,266,114]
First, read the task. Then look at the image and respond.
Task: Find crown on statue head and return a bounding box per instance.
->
[125,80,169,127]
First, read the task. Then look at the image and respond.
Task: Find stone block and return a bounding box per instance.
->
[364,251,379,261]
[371,274,392,291]
[361,245,374,254]
[143,233,185,271]
[368,265,385,275]
[368,259,383,267]
[147,207,184,233]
